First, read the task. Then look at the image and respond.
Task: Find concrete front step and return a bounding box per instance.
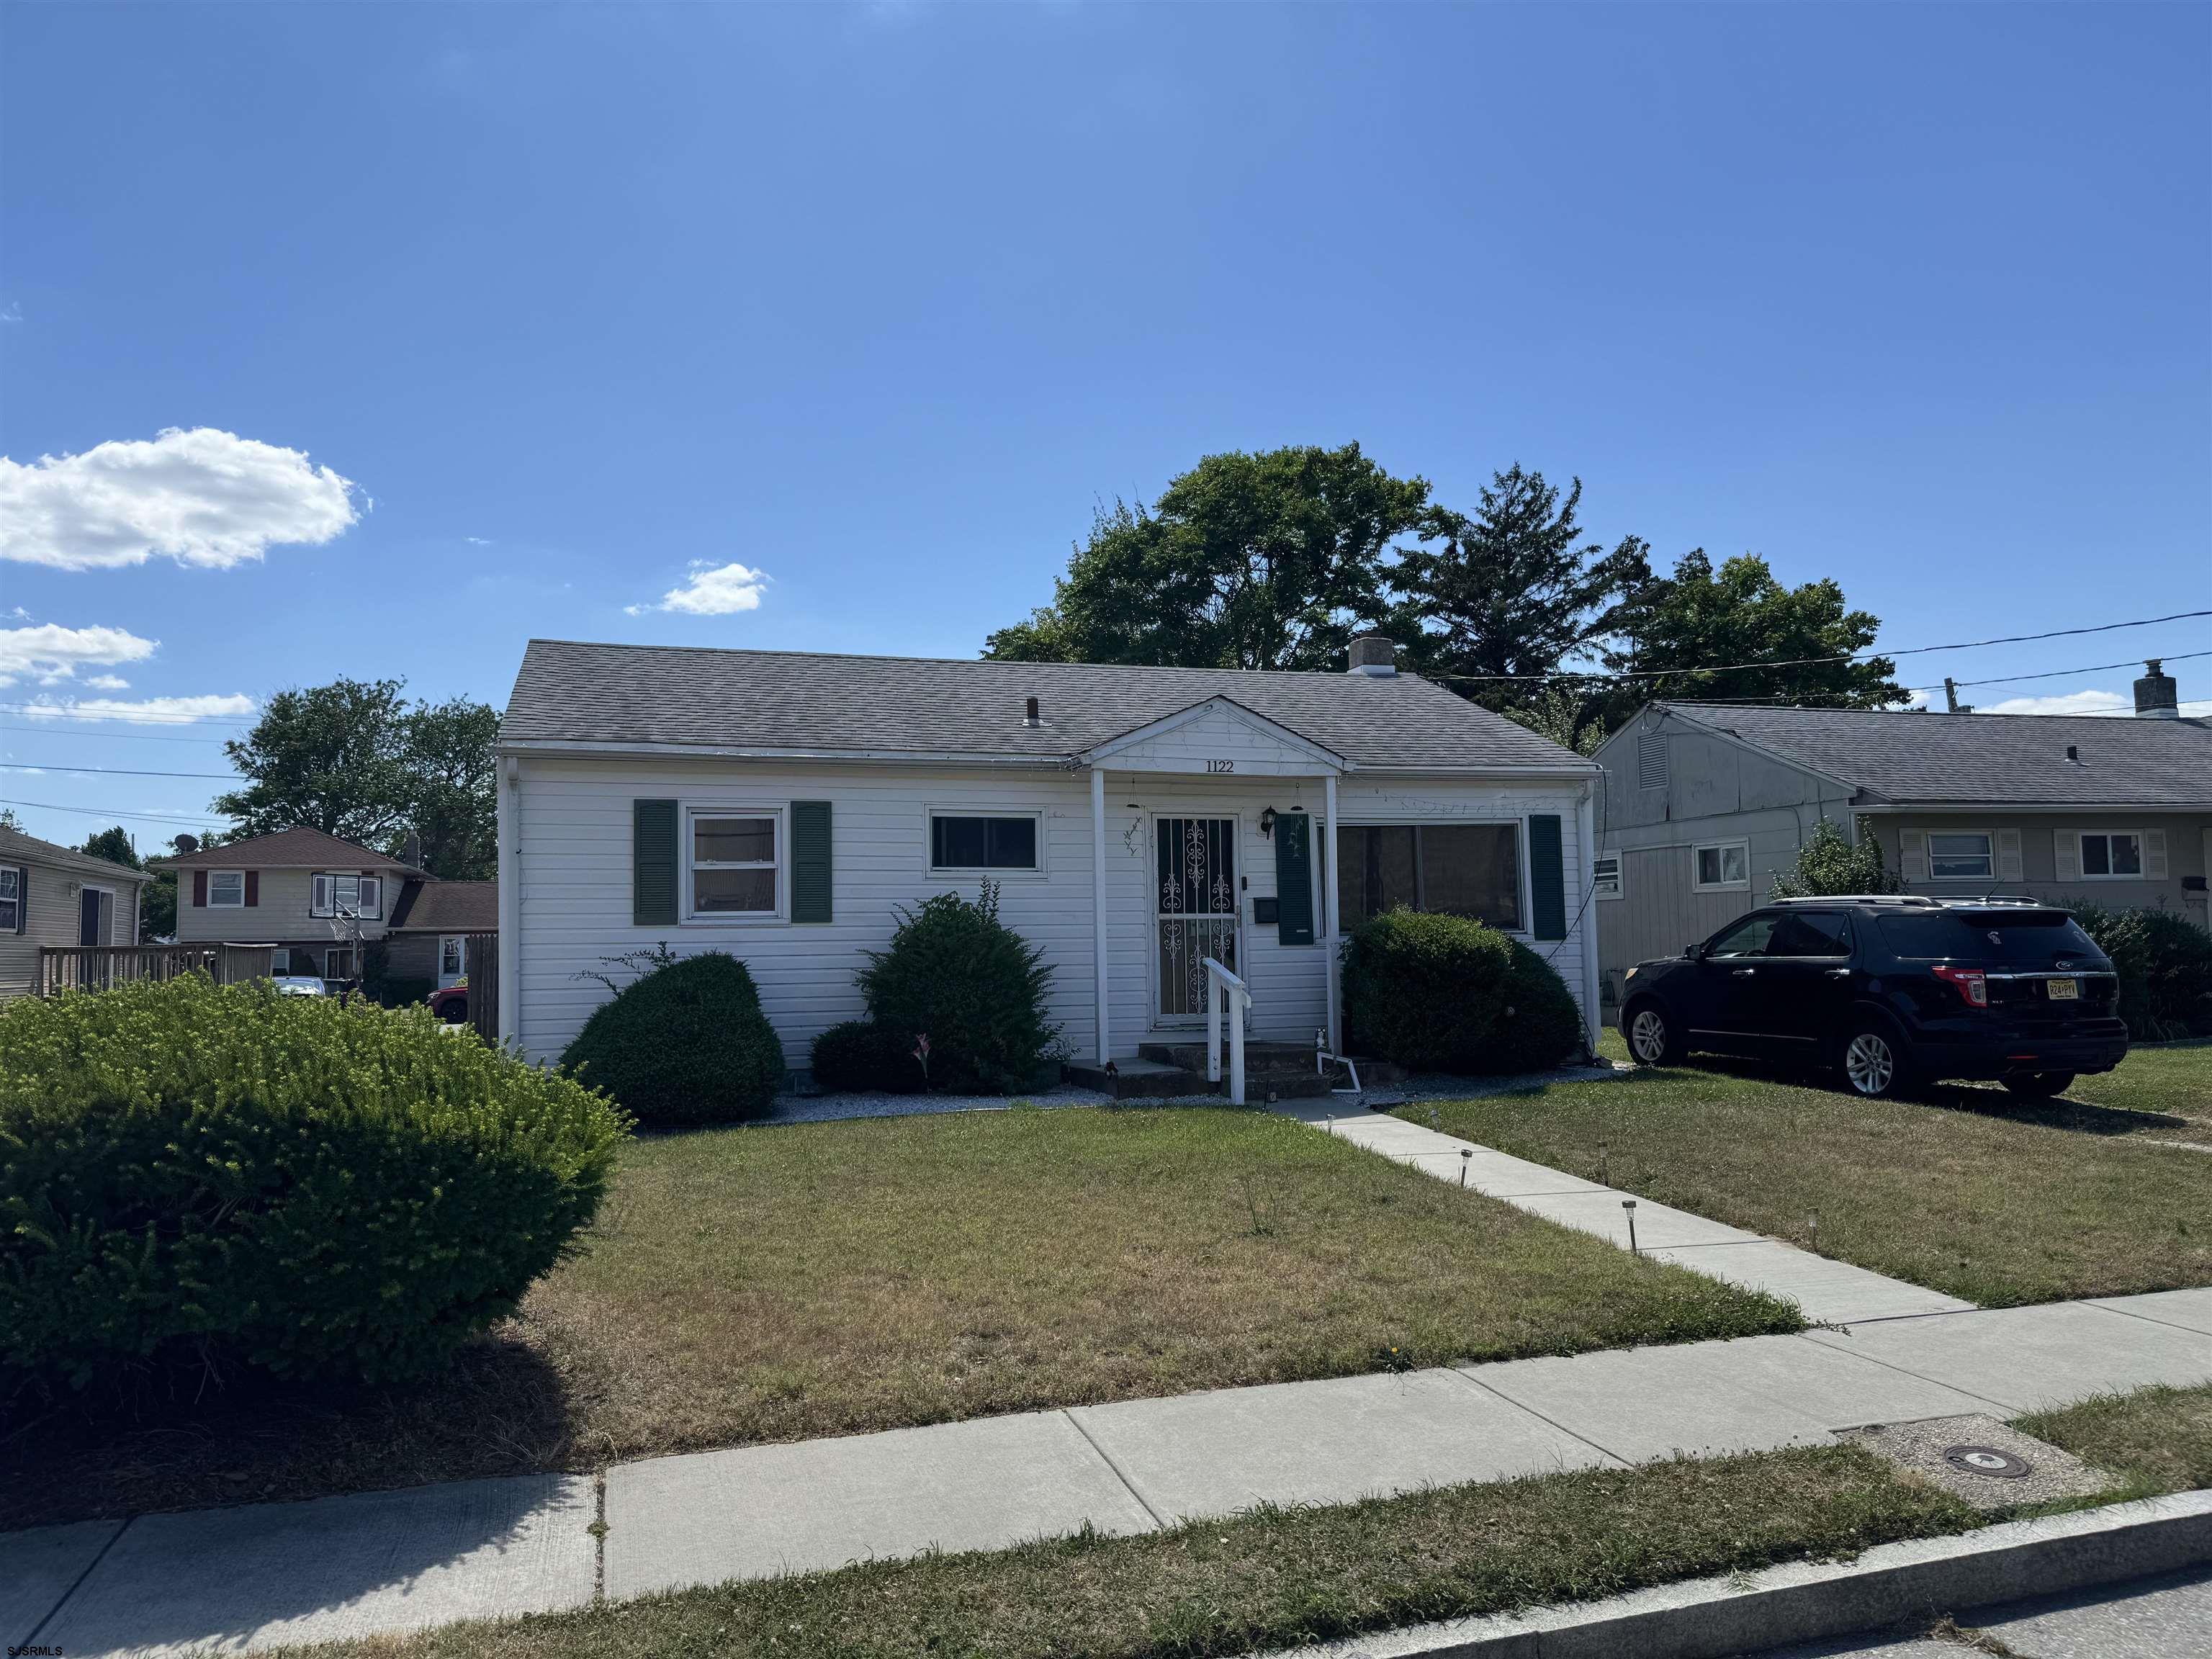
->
[1064,1043,1405,1102]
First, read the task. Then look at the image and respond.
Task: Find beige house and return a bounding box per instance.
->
[159,827,429,984]
[0,825,156,998]
[1591,661,2212,1010]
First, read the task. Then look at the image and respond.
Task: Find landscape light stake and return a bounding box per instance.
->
[1460,1147,1471,1187]
[1622,1199,1639,1256]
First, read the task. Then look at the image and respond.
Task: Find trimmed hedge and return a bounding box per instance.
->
[2070,905,2212,1040]
[560,952,785,1127]
[810,1020,927,1094]
[0,976,626,1410]
[856,883,1059,1093]
[1341,908,1583,1074]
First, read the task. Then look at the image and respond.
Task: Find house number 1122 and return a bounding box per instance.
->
[1205,758,1236,773]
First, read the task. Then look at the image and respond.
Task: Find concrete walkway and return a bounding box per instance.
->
[12,1287,2209,1656]
[1285,1100,1976,1326]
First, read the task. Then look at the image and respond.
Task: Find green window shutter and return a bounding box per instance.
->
[791,801,832,923]
[633,799,679,926]
[1273,812,1315,945]
[1529,814,1567,940]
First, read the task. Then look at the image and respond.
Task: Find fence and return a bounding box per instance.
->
[464,933,499,1043]
[37,943,272,997]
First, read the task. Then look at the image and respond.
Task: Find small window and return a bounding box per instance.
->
[441,936,464,976]
[691,814,780,915]
[930,814,1040,871]
[1927,832,1994,881]
[210,870,246,908]
[358,876,382,918]
[1637,734,1669,791]
[1692,841,1749,892]
[0,867,17,930]
[1592,854,1623,899]
[325,945,358,980]
[268,948,290,974]
[2079,832,2143,879]
[1706,913,1779,958]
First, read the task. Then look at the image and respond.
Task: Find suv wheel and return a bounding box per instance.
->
[1624,1002,1683,1067]
[1841,1026,1911,1098]
[2002,1071,2074,1100]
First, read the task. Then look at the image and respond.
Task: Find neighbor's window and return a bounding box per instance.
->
[1337,823,1521,930]
[1592,854,1623,899]
[441,936,464,976]
[210,870,246,907]
[325,946,359,981]
[310,874,382,918]
[1927,832,1995,881]
[691,814,780,915]
[2078,831,2144,879]
[268,948,290,974]
[1692,841,1748,891]
[930,813,1040,871]
[0,867,17,930]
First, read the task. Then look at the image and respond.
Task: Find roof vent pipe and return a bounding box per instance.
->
[1023,696,1042,727]
[1347,634,1398,677]
[2065,745,2080,763]
[2134,660,2180,719]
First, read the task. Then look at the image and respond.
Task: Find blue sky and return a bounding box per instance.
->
[3,1,2207,850]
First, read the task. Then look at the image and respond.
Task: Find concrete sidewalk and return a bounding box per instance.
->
[12,1287,2208,1656]
[1288,1100,1976,1325]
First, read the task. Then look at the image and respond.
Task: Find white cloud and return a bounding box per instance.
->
[627,561,770,617]
[1980,688,2132,717]
[0,623,160,687]
[86,674,131,690]
[0,427,359,570]
[12,693,256,725]
[464,536,493,546]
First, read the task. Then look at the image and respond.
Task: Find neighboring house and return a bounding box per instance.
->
[1591,662,2212,1011]
[385,878,498,988]
[493,634,1606,1076]
[0,825,156,998]
[157,826,428,984]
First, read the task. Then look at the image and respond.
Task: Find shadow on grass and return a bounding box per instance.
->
[0,1328,582,1532]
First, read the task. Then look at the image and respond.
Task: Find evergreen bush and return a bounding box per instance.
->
[809,1020,927,1094]
[2069,905,2212,1040]
[560,950,785,1126]
[0,976,626,1410]
[1341,908,1583,1074]
[856,882,1059,1092]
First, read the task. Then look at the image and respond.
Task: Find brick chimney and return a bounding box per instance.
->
[1346,634,1398,677]
[2134,660,2180,720]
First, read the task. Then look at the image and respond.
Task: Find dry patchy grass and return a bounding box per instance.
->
[4,1103,1792,1528]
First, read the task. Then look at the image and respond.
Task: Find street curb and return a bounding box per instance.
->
[1258,1488,2212,1658]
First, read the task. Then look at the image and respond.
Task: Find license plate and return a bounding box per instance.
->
[2046,979,2080,1000]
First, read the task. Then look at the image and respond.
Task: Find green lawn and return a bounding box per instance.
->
[1413,1048,2212,1306]
[5,1102,1794,1530]
[282,1385,2212,1659]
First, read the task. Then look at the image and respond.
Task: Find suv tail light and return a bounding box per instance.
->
[1932,965,1990,1008]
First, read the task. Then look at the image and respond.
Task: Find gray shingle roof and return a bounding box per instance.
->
[387,880,498,932]
[0,826,156,884]
[500,640,1591,772]
[1665,702,2212,806]
[154,827,423,873]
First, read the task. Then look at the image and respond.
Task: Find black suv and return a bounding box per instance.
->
[1618,895,2128,1099]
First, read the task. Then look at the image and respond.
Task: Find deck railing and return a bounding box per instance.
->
[37,944,274,997]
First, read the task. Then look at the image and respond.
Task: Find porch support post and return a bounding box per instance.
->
[1091,764,1111,1065]
[1321,770,1341,1055]
[1578,783,1603,1057]
[497,753,521,1051]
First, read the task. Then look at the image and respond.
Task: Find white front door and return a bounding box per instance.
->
[1154,815,1239,1025]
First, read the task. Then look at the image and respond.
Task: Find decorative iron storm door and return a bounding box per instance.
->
[1155,817,1238,1023]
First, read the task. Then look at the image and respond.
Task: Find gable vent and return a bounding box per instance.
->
[1637,733,1670,791]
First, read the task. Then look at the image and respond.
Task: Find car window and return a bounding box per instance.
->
[1706,914,1779,958]
[1767,912,1851,958]
[1874,910,2104,964]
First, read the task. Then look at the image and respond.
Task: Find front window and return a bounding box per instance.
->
[1927,832,1994,881]
[210,870,246,907]
[0,867,17,930]
[441,936,464,976]
[313,873,383,918]
[930,814,1040,871]
[691,814,780,916]
[2079,832,2143,879]
[1693,841,1748,891]
[1337,823,1521,930]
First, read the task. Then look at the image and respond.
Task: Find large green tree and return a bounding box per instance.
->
[984,444,1431,671]
[1599,549,1904,716]
[1393,465,1650,716]
[213,679,498,878]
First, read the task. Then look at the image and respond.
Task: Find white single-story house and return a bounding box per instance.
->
[494,634,1606,1079]
[1,824,158,998]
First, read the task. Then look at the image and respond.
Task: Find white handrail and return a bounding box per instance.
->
[1203,956,1251,1105]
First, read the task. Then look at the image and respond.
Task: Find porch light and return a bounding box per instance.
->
[1259,807,1277,839]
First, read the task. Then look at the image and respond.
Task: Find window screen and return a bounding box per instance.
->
[692,815,778,914]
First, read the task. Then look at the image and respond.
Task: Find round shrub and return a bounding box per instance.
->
[810,1020,926,1094]
[560,951,785,1127]
[0,975,626,1411]
[1341,907,1583,1074]
[857,882,1059,1093]
[2069,905,2212,1040]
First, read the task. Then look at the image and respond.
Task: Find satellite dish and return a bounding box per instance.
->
[172,833,201,854]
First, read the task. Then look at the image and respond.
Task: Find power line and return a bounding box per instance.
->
[0,762,238,781]
[1907,646,2212,694]
[0,796,228,827]
[0,724,237,747]
[1433,606,2212,684]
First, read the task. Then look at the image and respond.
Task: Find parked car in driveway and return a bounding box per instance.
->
[271,974,331,997]
[427,984,469,1024]
[1618,894,2129,1100]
